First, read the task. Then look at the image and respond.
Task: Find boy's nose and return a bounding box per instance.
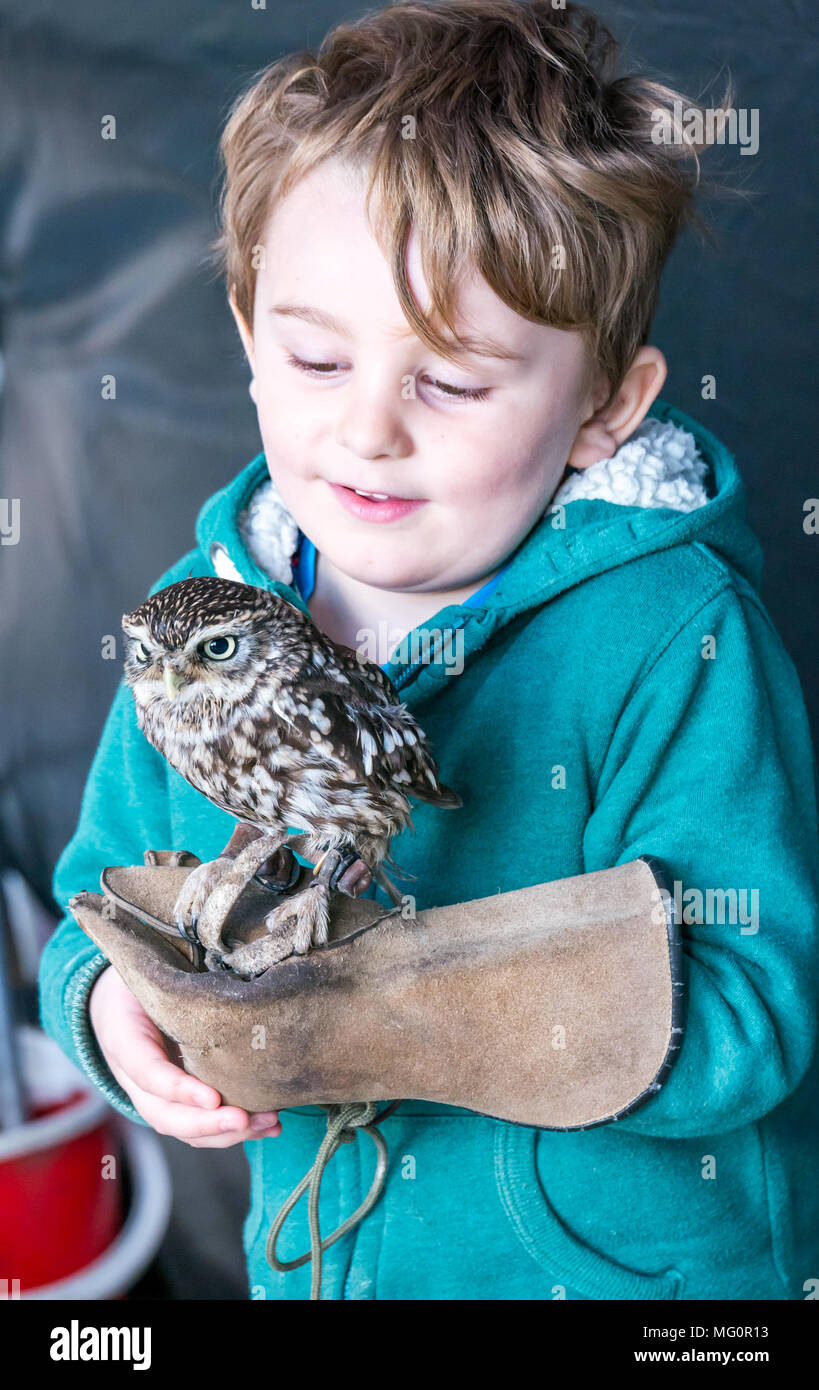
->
[334,382,409,462]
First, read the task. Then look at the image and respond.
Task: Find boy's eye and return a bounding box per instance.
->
[201,635,237,660]
[286,354,489,401]
[286,353,340,375]
[422,376,491,402]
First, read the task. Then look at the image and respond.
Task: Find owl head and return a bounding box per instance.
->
[121,576,304,717]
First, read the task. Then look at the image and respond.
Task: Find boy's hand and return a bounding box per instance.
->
[88,966,282,1146]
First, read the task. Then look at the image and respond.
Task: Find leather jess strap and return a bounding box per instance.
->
[266,1099,403,1301]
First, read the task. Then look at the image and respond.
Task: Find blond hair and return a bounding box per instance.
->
[210,0,733,400]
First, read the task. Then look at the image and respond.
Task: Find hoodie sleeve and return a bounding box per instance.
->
[37,551,205,1126]
[582,580,819,1139]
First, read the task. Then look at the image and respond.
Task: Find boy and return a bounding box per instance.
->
[39,0,819,1300]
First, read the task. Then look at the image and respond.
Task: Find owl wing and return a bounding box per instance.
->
[322,639,401,707]
[271,653,461,807]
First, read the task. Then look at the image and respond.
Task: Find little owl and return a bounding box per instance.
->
[121,577,461,976]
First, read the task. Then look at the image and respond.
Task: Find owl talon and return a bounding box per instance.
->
[264,908,298,934]
[203,948,231,974]
[175,917,200,944]
[172,855,232,933]
[218,932,296,977]
[264,881,330,954]
[253,844,301,894]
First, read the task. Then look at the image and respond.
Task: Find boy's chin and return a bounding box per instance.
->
[324,543,443,594]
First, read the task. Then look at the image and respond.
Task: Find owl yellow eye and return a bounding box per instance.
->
[134,641,149,664]
[201,635,237,661]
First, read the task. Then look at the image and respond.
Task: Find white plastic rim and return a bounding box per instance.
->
[22,1116,172,1300]
[0,1090,112,1160]
[0,1026,111,1159]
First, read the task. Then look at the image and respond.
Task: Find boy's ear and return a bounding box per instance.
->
[568,347,667,471]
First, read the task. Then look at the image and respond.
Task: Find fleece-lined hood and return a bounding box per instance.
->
[194,399,763,692]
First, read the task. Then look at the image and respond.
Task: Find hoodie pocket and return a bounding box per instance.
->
[494,1125,686,1300]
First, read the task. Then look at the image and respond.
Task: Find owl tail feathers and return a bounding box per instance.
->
[407,780,463,810]
[373,835,422,907]
[372,863,410,907]
[380,842,418,880]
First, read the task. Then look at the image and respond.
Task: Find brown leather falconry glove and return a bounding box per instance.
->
[69,852,683,1130]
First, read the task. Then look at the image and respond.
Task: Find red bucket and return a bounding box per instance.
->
[0,1027,124,1292]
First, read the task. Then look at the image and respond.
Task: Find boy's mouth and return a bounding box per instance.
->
[328,481,427,524]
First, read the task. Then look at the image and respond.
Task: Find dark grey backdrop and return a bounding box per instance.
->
[1,0,816,1297]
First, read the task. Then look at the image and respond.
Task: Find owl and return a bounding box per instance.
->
[121,576,461,975]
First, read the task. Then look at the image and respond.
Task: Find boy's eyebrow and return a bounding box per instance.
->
[270,302,526,362]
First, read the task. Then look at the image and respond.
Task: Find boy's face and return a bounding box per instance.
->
[232,157,604,594]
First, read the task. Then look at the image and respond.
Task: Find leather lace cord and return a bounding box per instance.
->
[265,1100,402,1300]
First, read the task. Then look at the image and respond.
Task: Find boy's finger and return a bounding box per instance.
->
[113,1048,282,1142]
[103,1028,222,1112]
[188,1124,282,1149]
[124,1080,258,1140]
[107,1015,222,1108]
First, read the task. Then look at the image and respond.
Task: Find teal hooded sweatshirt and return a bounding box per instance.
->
[38,400,819,1301]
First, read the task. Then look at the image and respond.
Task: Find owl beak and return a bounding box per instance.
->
[163,668,187,699]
